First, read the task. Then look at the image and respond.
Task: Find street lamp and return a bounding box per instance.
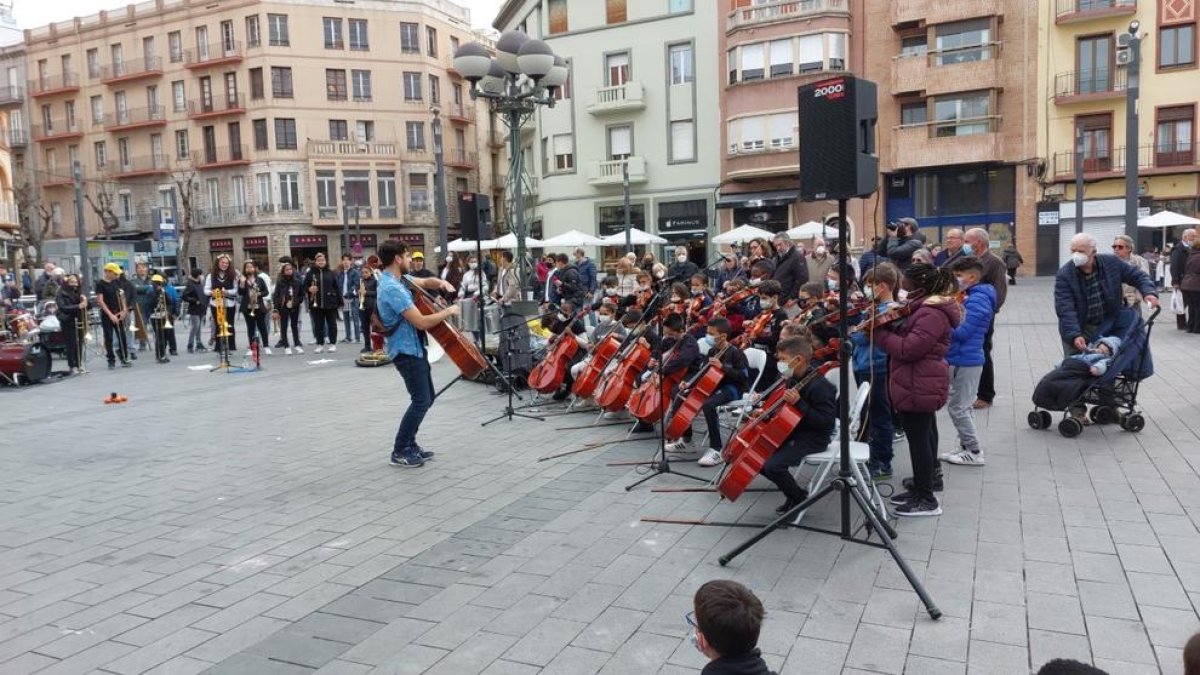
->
[453,32,568,297]
[1122,19,1142,241]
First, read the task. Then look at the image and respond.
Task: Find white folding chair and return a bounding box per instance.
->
[702,347,767,447]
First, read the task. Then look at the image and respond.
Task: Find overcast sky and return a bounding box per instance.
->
[12,0,506,31]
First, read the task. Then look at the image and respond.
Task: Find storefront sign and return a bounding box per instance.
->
[598,204,646,237]
[658,199,708,235]
[243,236,268,249]
[1037,202,1060,227]
[289,234,328,247]
[390,233,424,245]
[209,238,234,252]
[349,234,377,247]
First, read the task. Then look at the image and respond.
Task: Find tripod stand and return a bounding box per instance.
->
[716,198,941,620]
[482,310,545,426]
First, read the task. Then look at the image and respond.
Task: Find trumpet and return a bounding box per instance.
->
[358,277,366,311]
[213,288,232,339]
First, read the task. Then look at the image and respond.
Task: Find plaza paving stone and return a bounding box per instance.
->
[1,278,1198,674]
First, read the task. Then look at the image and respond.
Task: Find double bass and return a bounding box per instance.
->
[401,277,488,379]
[717,361,839,501]
[593,326,652,412]
[528,311,582,394]
[664,344,731,440]
[626,339,685,424]
[570,331,622,399]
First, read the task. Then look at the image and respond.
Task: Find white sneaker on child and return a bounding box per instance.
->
[941,449,985,466]
[697,448,724,467]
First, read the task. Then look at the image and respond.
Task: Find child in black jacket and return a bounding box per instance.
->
[689,580,777,675]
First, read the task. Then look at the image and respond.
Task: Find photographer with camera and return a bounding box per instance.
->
[885,217,928,273]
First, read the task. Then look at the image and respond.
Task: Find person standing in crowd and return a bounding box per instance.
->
[32,261,55,299]
[304,252,341,353]
[130,260,154,352]
[1056,233,1159,355]
[439,252,463,303]
[640,251,658,275]
[746,238,774,273]
[272,261,303,354]
[162,274,179,356]
[874,263,962,517]
[960,228,1007,410]
[409,251,434,279]
[615,257,640,296]
[858,236,885,277]
[1170,229,1196,330]
[884,218,927,272]
[335,254,361,345]
[716,254,745,289]
[943,258,996,467]
[205,254,239,352]
[182,268,208,354]
[147,275,172,364]
[933,229,967,268]
[669,246,699,284]
[770,232,808,300]
[358,264,378,353]
[806,237,834,285]
[1112,234,1151,315]
[1003,242,1024,285]
[550,253,584,308]
[574,248,598,307]
[95,263,131,369]
[852,263,900,481]
[492,251,521,309]
[1182,240,1200,334]
[536,254,552,288]
[458,255,489,300]
[239,260,271,357]
[56,273,87,374]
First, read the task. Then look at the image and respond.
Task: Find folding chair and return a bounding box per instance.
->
[703,347,768,447]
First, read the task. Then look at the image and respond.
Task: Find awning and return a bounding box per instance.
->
[716,189,800,210]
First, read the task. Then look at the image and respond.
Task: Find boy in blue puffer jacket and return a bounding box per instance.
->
[851,262,900,480]
[943,258,997,466]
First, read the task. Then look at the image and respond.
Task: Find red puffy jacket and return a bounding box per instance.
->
[875,295,963,414]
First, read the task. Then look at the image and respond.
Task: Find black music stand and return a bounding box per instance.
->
[482,312,545,426]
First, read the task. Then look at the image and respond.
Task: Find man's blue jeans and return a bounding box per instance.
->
[855,370,894,467]
[393,353,434,455]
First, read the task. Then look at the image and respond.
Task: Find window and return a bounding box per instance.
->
[344,170,370,213]
[257,173,272,206]
[409,174,429,210]
[730,116,765,153]
[251,118,268,150]
[768,114,793,149]
[901,102,928,126]
[429,75,440,104]
[268,14,289,46]
[669,43,694,84]
[671,120,695,161]
[271,66,293,98]
[798,35,822,73]
[316,171,337,218]
[1156,106,1194,167]
[769,39,793,77]
[742,43,765,80]
[406,121,425,150]
[828,33,847,70]
[86,49,100,79]
[170,81,185,112]
[324,18,344,49]
[117,195,130,222]
[64,101,76,128]
[349,19,368,50]
[669,0,693,12]
[403,72,422,101]
[246,15,261,48]
[220,20,235,53]
[206,178,220,211]
[329,119,349,141]
[249,68,263,99]
[279,173,300,210]
[196,27,210,61]
[427,26,438,57]
[606,52,629,86]
[90,95,103,125]
[450,35,460,54]
[608,125,631,160]
[356,120,375,141]
[175,129,189,160]
[900,35,928,57]
[607,0,626,24]
[1076,113,1112,172]
[548,0,568,33]
[112,93,126,125]
[552,134,574,170]
[326,69,347,101]
[94,141,107,169]
[168,31,182,62]
[933,91,991,137]
[274,118,297,149]
[147,84,159,111]
[1160,24,1196,69]
[117,137,131,170]
[231,176,246,213]
[378,171,397,218]
[400,23,419,53]
[351,70,372,101]
[935,19,990,64]
[1076,35,1113,94]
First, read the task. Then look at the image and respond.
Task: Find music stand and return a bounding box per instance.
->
[482,309,545,426]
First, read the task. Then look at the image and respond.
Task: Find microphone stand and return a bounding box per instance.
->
[481,312,545,426]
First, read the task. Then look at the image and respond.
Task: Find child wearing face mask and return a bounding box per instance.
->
[668,318,751,467]
[941,258,996,467]
[851,263,901,480]
[688,580,776,675]
[747,280,788,390]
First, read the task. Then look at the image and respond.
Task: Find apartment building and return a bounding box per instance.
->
[716,0,874,239]
[23,0,499,273]
[0,43,21,241]
[862,0,1039,268]
[1037,0,1198,273]
[493,0,719,270]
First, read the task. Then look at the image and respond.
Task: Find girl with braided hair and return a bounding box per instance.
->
[871,263,963,517]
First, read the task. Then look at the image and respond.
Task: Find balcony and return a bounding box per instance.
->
[588,157,647,186]
[891,0,1002,26]
[0,85,23,106]
[195,206,251,228]
[6,129,28,148]
[587,82,646,116]
[250,203,307,223]
[407,200,432,217]
[1051,150,1121,180]
[194,145,250,169]
[891,120,1003,170]
[727,0,849,31]
[445,148,478,169]
[1053,69,1128,104]
[187,94,246,120]
[401,146,431,162]
[42,172,75,188]
[890,47,1003,96]
[32,120,84,142]
[1054,143,1200,179]
[488,129,506,148]
[101,57,163,85]
[446,102,476,124]
[29,73,80,98]
[110,154,171,178]
[1056,0,1137,24]
[307,140,398,158]
[184,41,244,69]
[103,105,168,132]
[0,200,18,228]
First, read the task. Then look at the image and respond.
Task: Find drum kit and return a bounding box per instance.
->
[0,309,53,386]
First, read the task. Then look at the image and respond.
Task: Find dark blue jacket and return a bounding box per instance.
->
[851,302,891,375]
[947,282,996,367]
[1054,254,1156,343]
[576,257,598,296]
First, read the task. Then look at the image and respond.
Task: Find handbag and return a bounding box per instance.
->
[1171,289,1186,315]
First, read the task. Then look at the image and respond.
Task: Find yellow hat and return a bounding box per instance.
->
[151,274,164,283]
[412,251,425,259]
[104,262,121,273]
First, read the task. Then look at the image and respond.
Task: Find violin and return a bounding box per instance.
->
[850,295,922,336]
[635,288,654,310]
[401,277,488,379]
[594,325,652,412]
[734,310,774,349]
[528,311,583,394]
[718,361,839,502]
[665,344,730,440]
[626,338,684,424]
[570,332,622,399]
[820,299,874,327]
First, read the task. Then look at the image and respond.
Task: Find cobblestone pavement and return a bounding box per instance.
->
[1,279,1198,675]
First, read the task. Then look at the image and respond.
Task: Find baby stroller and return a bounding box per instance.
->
[1028,307,1159,438]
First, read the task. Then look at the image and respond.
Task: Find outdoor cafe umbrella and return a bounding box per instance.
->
[787,220,838,240]
[539,230,605,248]
[482,233,545,250]
[711,224,775,245]
[1138,210,1200,249]
[599,228,668,246]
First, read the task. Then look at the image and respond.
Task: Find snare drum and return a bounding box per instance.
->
[0,341,51,385]
[484,304,502,334]
[457,297,479,332]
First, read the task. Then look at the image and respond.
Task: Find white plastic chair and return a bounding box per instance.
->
[702,347,767,446]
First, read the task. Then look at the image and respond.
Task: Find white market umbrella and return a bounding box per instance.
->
[787,220,838,240]
[600,228,668,246]
[711,224,775,245]
[540,229,605,248]
[1138,210,1200,250]
[434,238,483,253]
[481,232,544,250]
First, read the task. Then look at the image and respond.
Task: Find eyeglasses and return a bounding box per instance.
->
[685,611,697,628]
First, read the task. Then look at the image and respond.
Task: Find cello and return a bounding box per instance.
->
[717,361,839,501]
[626,339,685,424]
[593,326,652,412]
[400,277,488,379]
[570,331,622,399]
[528,311,582,394]
[664,344,731,440]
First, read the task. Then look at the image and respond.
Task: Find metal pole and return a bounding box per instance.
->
[433,109,449,267]
[1124,28,1141,241]
[623,161,632,254]
[510,99,527,299]
[72,161,91,293]
[354,207,361,255]
[340,185,349,258]
[1075,126,1085,235]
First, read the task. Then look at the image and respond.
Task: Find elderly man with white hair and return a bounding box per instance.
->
[1169,229,1197,330]
[1055,232,1159,356]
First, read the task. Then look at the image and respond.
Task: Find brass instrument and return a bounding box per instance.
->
[117,287,130,332]
[308,270,320,309]
[213,288,232,339]
[155,289,173,330]
[248,277,260,317]
[358,276,366,311]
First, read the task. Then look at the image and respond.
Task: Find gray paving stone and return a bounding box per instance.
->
[1077,579,1140,620]
[969,600,1027,647]
[1028,629,1092,670]
[1086,616,1158,665]
[844,623,911,675]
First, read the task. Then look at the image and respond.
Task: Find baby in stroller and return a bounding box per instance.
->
[1068,336,1121,377]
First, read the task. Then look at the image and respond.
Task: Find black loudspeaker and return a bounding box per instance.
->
[458,192,493,240]
[797,75,879,201]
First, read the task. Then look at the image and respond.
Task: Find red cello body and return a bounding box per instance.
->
[402,277,488,379]
[594,338,651,412]
[571,333,621,399]
[528,328,580,394]
[664,352,727,440]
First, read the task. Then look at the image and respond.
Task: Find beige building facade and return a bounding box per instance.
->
[24,0,500,274]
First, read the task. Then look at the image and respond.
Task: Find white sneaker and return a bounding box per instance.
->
[698,448,725,467]
[284,347,292,355]
[264,347,272,355]
[244,349,253,358]
[294,346,304,354]
[314,346,324,354]
[328,345,337,353]
[665,438,692,453]
[941,449,985,466]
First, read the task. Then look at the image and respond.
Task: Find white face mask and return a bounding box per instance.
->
[760,298,775,309]
[826,279,838,291]
[1071,252,1089,268]
[777,359,792,374]
[469,263,478,270]
[863,286,875,300]
[815,245,827,256]
[639,284,650,291]
[749,278,762,287]
[677,255,688,263]
[598,315,613,324]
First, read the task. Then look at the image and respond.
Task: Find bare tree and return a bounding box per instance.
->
[83,183,120,235]
[12,181,52,265]
[171,166,198,277]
